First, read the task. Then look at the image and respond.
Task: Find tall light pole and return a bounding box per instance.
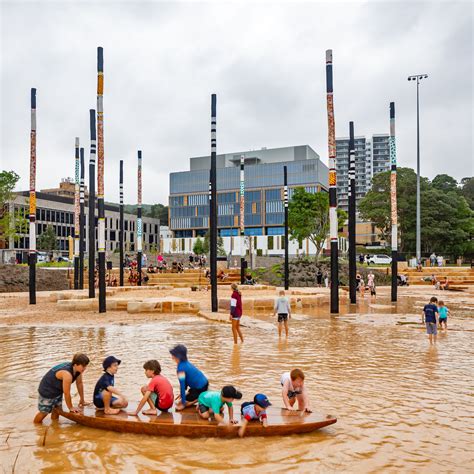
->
[408,73,428,263]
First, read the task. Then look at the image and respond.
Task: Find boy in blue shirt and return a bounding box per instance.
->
[422,297,439,344]
[93,356,128,415]
[169,344,208,411]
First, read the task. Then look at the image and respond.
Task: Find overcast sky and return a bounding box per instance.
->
[1,0,472,205]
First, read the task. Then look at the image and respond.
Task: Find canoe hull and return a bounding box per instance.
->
[58,406,336,438]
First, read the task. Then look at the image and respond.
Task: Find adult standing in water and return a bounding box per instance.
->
[230,283,244,344]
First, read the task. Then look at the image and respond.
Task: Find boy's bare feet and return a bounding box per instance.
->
[104,408,121,415]
[142,408,157,415]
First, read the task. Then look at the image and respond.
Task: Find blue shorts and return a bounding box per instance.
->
[38,394,62,413]
[94,391,118,409]
[426,322,438,335]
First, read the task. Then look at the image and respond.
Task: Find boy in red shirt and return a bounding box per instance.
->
[129,360,174,416]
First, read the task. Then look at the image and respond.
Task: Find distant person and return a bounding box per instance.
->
[230,283,244,344]
[218,269,229,281]
[324,272,329,288]
[356,273,361,292]
[359,275,365,297]
[438,300,450,329]
[437,255,443,267]
[359,254,364,264]
[93,356,128,415]
[367,271,376,297]
[441,276,450,291]
[422,296,439,344]
[244,273,255,285]
[316,269,323,287]
[34,354,90,424]
[430,253,437,267]
[280,369,312,413]
[273,290,291,338]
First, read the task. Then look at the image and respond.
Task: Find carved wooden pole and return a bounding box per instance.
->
[210,94,218,312]
[390,102,398,302]
[348,122,357,304]
[88,109,96,298]
[119,159,124,286]
[29,88,37,304]
[137,150,143,286]
[73,138,80,289]
[79,147,85,289]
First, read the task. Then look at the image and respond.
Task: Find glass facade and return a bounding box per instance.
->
[169,156,328,236]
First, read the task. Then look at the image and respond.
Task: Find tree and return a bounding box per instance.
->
[217,235,226,256]
[359,168,474,256]
[461,177,474,209]
[149,204,169,224]
[193,237,204,255]
[0,170,28,242]
[201,231,225,256]
[37,225,58,251]
[202,232,210,255]
[288,188,346,261]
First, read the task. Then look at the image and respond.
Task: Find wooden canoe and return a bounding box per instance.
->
[58,404,337,438]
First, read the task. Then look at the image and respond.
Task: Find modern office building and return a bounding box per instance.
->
[335,134,390,212]
[2,183,160,263]
[169,145,329,237]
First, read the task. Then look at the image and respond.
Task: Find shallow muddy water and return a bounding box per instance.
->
[0,295,473,473]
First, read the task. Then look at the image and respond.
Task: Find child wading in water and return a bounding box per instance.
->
[129,360,174,416]
[230,283,244,344]
[280,369,312,413]
[438,300,450,329]
[93,356,128,415]
[34,353,90,424]
[273,290,291,337]
[170,344,209,411]
[422,296,439,344]
[197,385,242,424]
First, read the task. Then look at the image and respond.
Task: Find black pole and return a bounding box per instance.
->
[29,88,37,304]
[88,109,96,298]
[283,166,289,290]
[137,150,142,286]
[390,102,398,302]
[73,138,80,290]
[210,94,218,312]
[348,122,356,304]
[79,147,85,289]
[325,49,339,314]
[119,159,124,287]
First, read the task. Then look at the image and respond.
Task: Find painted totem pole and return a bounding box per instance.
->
[348,122,357,304]
[210,94,218,312]
[119,160,124,287]
[137,151,143,286]
[240,155,245,284]
[29,88,37,305]
[88,109,96,298]
[79,147,85,289]
[73,138,80,289]
[390,102,398,302]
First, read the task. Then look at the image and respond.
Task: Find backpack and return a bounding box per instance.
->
[240,401,253,415]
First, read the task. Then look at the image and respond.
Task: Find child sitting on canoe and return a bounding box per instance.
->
[170,344,209,411]
[238,393,271,437]
[34,353,90,424]
[93,356,129,415]
[280,369,312,413]
[129,360,174,416]
[197,385,242,424]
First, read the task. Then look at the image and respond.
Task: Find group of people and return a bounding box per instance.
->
[34,346,311,438]
[315,269,329,288]
[429,253,444,267]
[422,297,450,343]
[422,274,450,291]
[355,271,376,297]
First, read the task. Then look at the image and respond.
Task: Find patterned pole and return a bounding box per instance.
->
[79,147,85,289]
[239,155,245,284]
[325,49,339,314]
[88,109,96,298]
[210,94,218,312]
[284,165,289,290]
[119,160,124,287]
[390,102,398,302]
[29,88,37,305]
[73,138,80,290]
[137,150,143,286]
[97,46,106,313]
[348,122,357,304]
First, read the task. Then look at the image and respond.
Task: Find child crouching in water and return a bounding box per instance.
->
[281,369,312,413]
[238,393,271,437]
[197,385,242,424]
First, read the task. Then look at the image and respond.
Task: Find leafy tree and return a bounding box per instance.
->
[461,177,474,209]
[202,232,210,255]
[37,225,58,251]
[201,231,225,256]
[0,170,28,242]
[149,203,169,224]
[217,235,226,256]
[288,188,347,261]
[193,237,204,255]
[359,168,474,256]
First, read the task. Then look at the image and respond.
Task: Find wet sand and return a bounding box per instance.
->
[0,285,473,472]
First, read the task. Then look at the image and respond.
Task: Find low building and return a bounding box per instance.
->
[2,188,160,264]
